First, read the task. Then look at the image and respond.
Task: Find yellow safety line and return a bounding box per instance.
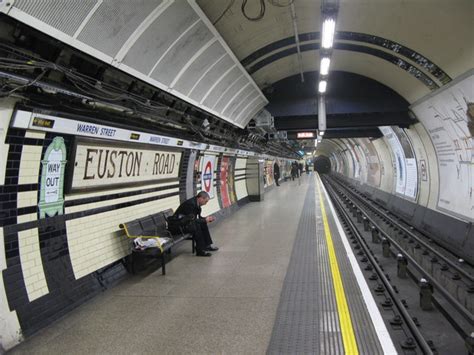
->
[316,176,359,355]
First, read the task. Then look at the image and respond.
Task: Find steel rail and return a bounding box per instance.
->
[324,176,474,326]
[331,177,473,283]
[324,180,435,354]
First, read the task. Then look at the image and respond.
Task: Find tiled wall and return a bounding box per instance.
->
[66,192,179,279]
[235,157,248,200]
[0,106,254,350]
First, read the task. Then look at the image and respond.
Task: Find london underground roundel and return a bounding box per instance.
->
[203,161,212,193]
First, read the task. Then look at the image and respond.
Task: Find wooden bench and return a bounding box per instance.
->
[119,209,193,275]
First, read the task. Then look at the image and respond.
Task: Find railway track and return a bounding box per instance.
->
[321,175,474,354]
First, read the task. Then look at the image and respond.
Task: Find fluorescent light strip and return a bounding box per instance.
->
[319,80,327,93]
[320,57,330,75]
[322,18,336,49]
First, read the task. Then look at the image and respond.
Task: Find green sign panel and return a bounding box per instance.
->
[38,137,67,218]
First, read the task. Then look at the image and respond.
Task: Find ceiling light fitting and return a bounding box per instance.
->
[321,18,336,49]
[320,57,330,75]
[318,96,327,133]
[318,80,327,93]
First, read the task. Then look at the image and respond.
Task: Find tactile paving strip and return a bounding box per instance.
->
[322,191,384,354]
[267,177,383,354]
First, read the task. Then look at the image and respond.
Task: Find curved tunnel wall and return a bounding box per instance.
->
[0,100,286,350]
[318,70,474,267]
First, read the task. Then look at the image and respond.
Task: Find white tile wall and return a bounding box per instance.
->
[17,191,38,208]
[202,185,220,216]
[235,157,247,169]
[18,145,43,185]
[66,194,180,279]
[24,131,46,139]
[65,181,173,201]
[65,187,179,214]
[235,180,248,200]
[18,228,49,301]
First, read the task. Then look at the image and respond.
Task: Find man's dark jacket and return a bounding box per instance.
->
[174,197,205,223]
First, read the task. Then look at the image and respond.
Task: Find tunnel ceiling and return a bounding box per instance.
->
[197,0,472,139]
[0,0,471,157]
[266,71,412,139]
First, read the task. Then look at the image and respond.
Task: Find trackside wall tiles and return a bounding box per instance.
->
[17,145,42,185]
[67,194,180,279]
[235,157,248,200]
[0,104,255,350]
[18,227,49,301]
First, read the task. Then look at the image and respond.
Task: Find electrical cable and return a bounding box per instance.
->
[0,42,294,156]
[241,0,265,21]
[0,69,46,97]
[212,0,295,25]
[267,0,293,7]
[213,0,236,25]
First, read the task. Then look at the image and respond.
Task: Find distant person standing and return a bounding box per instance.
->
[298,162,303,177]
[305,162,309,174]
[273,161,280,186]
[291,161,298,180]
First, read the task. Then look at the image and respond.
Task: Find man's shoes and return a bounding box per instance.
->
[204,245,219,251]
[196,251,212,257]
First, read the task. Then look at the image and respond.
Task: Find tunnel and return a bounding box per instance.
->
[313,155,331,174]
[0,0,472,353]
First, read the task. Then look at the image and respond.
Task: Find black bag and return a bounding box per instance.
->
[166,214,195,234]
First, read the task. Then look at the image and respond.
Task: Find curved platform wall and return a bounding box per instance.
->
[0,99,283,350]
[318,70,474,265]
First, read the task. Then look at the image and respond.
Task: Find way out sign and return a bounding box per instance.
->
[201,155,215,198]
[39,137,67,218]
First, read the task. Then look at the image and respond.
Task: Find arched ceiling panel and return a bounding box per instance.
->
[330,50,430,103]
[337,0,473,79]
[252,41,433,103]
[199,0,319,59]
[198,0,472,100]
[251,52,304,88]
[2,0,268,128]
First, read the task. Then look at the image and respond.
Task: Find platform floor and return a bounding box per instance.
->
[9,173,394,354]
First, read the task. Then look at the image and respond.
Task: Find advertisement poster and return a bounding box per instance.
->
[227,157,237,203]
[220,156,231,208]
[379,126,417,199]
[201,155,215,198]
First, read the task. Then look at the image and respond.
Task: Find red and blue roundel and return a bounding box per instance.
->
[203,161,213,192]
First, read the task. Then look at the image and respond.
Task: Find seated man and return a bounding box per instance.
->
[174,191,218,257]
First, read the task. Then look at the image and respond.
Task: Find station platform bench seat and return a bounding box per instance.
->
[119,209,193,275]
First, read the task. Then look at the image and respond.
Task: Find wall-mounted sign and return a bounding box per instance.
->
[201,155,215,198]
[297,132,315,138]
[39,137,67,218]
[12,110,260,157]
[379,126,418,200]
[68,138,181,192]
